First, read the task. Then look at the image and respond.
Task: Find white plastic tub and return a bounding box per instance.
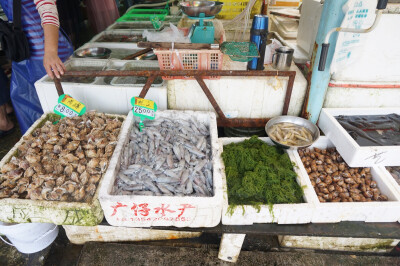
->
[219,137,318,225]
[99,111,223,228]
[287,137,400,223]
[0,222,58,254]
[318,108,400,167]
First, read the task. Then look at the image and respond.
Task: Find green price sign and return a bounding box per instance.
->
[54,94,86,118]
[131,96,157,131]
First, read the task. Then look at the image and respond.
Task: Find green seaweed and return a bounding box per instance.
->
[222,136,304,210]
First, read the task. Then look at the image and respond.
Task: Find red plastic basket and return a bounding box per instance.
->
[154,49,224,80]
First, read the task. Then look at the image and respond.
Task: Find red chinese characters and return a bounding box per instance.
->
[177,204,195,218]
[131,203,151,217]
[154,204,175,217]
[110,202,127,216]
[110,202,197,219]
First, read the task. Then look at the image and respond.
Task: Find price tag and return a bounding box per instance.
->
[54,103,79,117]
[131,97,157,131]
[133,106,155,117]
[54,94,86,118]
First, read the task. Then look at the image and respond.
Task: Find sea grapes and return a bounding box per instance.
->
[222,136,303,207]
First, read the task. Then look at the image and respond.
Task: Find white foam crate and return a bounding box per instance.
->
[99,110,223,228]
[42,58,108,84]
[89,30,146,49]
[378,166,400,203]
[219,137,318,225]
[318,108,400,167]
[35,60,167,114]
[63,224,201,245]
[380,165,400,223]
[110,61,164,87]
[287,136,400,223]
[0,112,128,226]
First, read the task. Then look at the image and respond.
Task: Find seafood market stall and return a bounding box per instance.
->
[2,0,400,262]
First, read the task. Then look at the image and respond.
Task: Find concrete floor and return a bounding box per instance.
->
[1,227,400,266]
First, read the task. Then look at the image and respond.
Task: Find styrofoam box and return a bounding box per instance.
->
[63,224,201,245]
[219,137,318,225]
[0,112,128,226]
[318,108,400,167]
[42,59,109,84]
[287,136,400,223]
[34,59,167,115]
[278,235,400,253]
[89,30,146,49]
[99,110,223,228]
[110,61,164,87]
[378,166,400,224]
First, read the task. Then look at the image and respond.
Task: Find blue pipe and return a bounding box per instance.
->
[305,0,348,124]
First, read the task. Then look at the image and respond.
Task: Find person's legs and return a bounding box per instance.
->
[0,69,14,132]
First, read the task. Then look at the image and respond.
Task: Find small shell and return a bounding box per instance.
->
[64,165,74,176]
[53,145,62,154]
[46,136,60,145]
[77,164,86,174]
[58,138,68,146]
[65,154,79,163]
[18,160,30,170]
[24,167,35,178]
[85,149,97,158]
[30,187,43,200]
[66,141,80,151]
[73,186,85,201]
[56,175,66,186]
[54,164,64,175]
[86,183,97,196]
[70,172,80,183]
[25,154,40,164]
[80,171,89,185]
[95,138,108,148]
[88,158,99,169]
[88,174,101,184]
[99,158,108,172]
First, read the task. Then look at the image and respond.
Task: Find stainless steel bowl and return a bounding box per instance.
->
[180,1,223,17]
[74,47,112,59]
[265,115,320,149]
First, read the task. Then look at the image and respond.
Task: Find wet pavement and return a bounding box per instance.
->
[1,226,400,266]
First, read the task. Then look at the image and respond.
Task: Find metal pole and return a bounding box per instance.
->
[301,0,348,123]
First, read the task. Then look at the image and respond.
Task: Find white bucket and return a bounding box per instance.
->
[0,222,59,254]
